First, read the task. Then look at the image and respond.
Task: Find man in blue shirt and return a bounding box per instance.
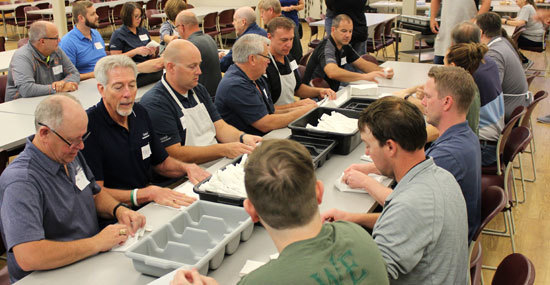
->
[219,6,267,72]
[60,1,106,81]
[215,34,315,136]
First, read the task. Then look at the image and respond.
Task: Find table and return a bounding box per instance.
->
[377,61,435,89]
[309,13,399,28]
[491,0,520,13]
[150,5,240,20]
[0,49,15,73]
[369,0,430,13]
[0,112,35,151]
[26,0,151,16]
[0,0,49,38]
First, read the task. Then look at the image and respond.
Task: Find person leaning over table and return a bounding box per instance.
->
[170,139,390,285]
[140,39,262,165]
[0,94,146,283]
[5,21,80,102]
[109,2,164,86]
[159,0,186,53]
[175,10,222,100]
[322,97,469,284]
[215,34,316,136]
[302,14,392,92]
[258,0,302,64]
[82,55,210,210]
[219,6,267,72]
[264,17,336,106]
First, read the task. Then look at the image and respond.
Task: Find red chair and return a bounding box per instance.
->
[95,6,113,32]
[202,12,220,47]
[492,253,535,285]
[382,19,395,58]
[217,9,235,49]
[111,4,124,27]
[4,4,30,39]
[299,49,313,66]
[0,74,7,104]
[305,17,321,49]
[0,36,5,52]
[23,6,41,31]
[367,22,386,58]
[146,0,158,10]
[145,9,162,36]
[297,65,306,79]
[361,53,379,65]
[311,78,330,88]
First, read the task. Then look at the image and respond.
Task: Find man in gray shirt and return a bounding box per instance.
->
[322,97,469,284]
[476,12,530,121]
[5,21,80,102]
[175,10,222,99]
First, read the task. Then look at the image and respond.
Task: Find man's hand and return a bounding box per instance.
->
[222,142,254,158]
[171,269,219,285]
[146,185,197,208]
[382,67,394,79]
[362,71,386,83]
[51,80,66,92]
[430,18,439,34]
[218,52,226,59]
[342,168,379,190]
[345,163,377,175]
[321,208,352,223]
[115,206,146,235]
[60,81,78,92]
[296,98,317,106]
[184,164,210,185]
[242,134,262,147]
[319,88,337,100]
[92,224,131,252]
[133,46,152,57]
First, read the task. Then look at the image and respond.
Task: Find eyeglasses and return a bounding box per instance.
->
[133,14,143,19]
[255,53,270,60]
[42,37,59,41]
[38,122,91,148]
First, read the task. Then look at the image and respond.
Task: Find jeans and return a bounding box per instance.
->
[480,141,498,167]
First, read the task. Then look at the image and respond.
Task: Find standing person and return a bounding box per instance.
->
[324,0,368,55]
[430,0,490,64]
[279,0,304,38]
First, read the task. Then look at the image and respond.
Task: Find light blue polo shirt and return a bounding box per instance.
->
[60,27,107,74]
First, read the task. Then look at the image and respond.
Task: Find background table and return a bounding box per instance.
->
[0,49,16,73]
[0,112,35,151]
[150,5,240,20]
[309,13,399,28]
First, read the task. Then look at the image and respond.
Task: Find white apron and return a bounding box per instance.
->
[434,0,478,56]
[270,53,299,106]
[161,77,217,146]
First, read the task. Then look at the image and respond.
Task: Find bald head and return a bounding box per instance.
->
[451,21,481,44]
[235,7,256,26]
[29,21,56,43]
[164,39,202,91]
[176,10,199,26]
[164,39,199,64]
[35,94,84,131]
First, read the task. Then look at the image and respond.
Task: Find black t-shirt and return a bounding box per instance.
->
[264,55,301,103]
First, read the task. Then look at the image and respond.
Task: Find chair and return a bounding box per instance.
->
[145,9,162,36]
[492,253,535,285]
[470,239,482,285]
[145,0,157,10]
[0,74,7,104]
[305,17,322,49]
[4,4,30,39]
[202,12,220,47]
[95,6,113,32]
[35,2,51,20]
[217,9,235,49]
[297,65,306,79]
[111,4,124,28]
[382,19,395,58]
[23,6,41,32]
[16,37,28,48]
[0,36,4,52]
[515,91,547,183]
[367,22,386,58]
[299,49,313,66]
[311,78,330,88]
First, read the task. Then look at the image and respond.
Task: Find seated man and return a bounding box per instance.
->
[219,6,267,72]
[171,139,390,284]
[476,12,531,121]
[82,55,210,209]
[302,14,392,92]
[6,21,80,102]
[59,1,107,81]
[215,34,316,136]
[0,94,145,283]
[175,10,222,99]
[141,40,262,165]
[323,97,469,283]
[265,17,336,106]
[258,0,302,62]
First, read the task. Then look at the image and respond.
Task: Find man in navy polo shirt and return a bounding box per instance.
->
[0,94,145,283]
[215,34,316,136]
[82,55,210,209]
[302,14,392,92]
[141,39,262,165]
[60,1,106,81]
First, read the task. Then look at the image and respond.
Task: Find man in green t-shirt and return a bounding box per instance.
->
[171,139,389,285]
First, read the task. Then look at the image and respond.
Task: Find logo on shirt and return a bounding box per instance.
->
[142,132,150,140]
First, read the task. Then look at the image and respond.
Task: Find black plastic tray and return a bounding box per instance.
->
[288,107,361,155]
[339,97,377,113]
[193,156,246,207]
[289,135,337,169]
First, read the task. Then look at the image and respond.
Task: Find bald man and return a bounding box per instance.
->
[175,10,222,99]
[140,39,262,165]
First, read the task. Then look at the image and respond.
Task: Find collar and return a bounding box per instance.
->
[28,43,50,63]
[244,22,260,34]
[97,99,136,128]
[25,135,66,176]
[74,26,96,41]
[161,74,194,98]
[487,37,502,46]
[328,36,343,53]
[430,121,469,148]
[122,25,140,35]
[189,30,204,38]
[385,157,434,204]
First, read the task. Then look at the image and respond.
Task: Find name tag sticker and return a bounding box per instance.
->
[340,57,347,65]
[52,65,63,75]
[289,60,298,71]
[141,144,151,160]
[94,42,103,49]
[262,88,269,99]
[179,116,187,130]
[139,34,149,41]
[75,167,90,191]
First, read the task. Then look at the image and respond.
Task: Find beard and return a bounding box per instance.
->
[85,18,99,29]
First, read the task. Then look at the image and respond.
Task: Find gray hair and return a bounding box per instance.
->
[258,0,281,14]
[451,21,481,44]
[235,6,257,26]
[34,94,81,131]
[94,55,138,86]
[28,21,49,44]
[175,10,199,26]
[232,34,270,63]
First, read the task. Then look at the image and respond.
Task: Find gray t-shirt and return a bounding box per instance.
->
[517,4,544,42]
[372,158,469,284]
[486,37,528,95]
[188,31,222,99]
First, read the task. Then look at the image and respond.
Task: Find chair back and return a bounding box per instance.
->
[202,12,218,32]
[492,253,535,285]
[502,126,532,166]
[145,0,157,10]
[511,27,526,44]
[24,6,41,22]
[472,186,507,242]
[496,106,525,173]
[0,74,7,104]
[146,9,162,28]
[0,36,4,52]
[470,239,482,285]
[519,90,547,128]
[305,17,319,39]
[218,9,234,27]
[384,19,394,37]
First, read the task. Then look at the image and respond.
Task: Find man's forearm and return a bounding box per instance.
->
[93,188,121,219]
[165,144,224,165]
[80,72,95,81]
[350,213,380,229]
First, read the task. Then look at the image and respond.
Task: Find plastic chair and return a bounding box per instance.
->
[367,22,386,58]
[217,9,235,49]
[299,49,313,66]
[382,19,395,59]
[111,4,124,28]
[305,17,321,49]
[202,12,220,47]
[145,9,162,36]
[0,74,7,104]
[0,36,4,52]
[4,4,30,39]
[95,6,113,32]
[145,0,157,10]
[492,253,535,285]
[35,2,51,20]
[23,6,41,31]
[311,78,330,88]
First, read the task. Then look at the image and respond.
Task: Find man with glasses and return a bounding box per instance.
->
[5,21,80,102]
[215,34,315,136]
[0,94,146,283]
[141,40,262,165]
[82,55,210,209]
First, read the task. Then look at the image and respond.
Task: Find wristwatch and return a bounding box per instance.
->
[112,202,130,218]
[239,133,246,143]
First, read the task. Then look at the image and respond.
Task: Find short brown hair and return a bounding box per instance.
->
[475,12,502,38]
[258,0,281,14]
[266,16,295,35]
[244,139,318,230]
[72,0,93,20]
[333,14,352,28]
[164,0,186,22]
[121,2,143,27]
[358,97,427,151]
[428,66,477,114]
[446,42,488,74]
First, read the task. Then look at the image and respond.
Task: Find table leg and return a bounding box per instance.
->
[2,11,8,40]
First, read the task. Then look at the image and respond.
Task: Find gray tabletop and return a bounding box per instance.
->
[378,61,435,89]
